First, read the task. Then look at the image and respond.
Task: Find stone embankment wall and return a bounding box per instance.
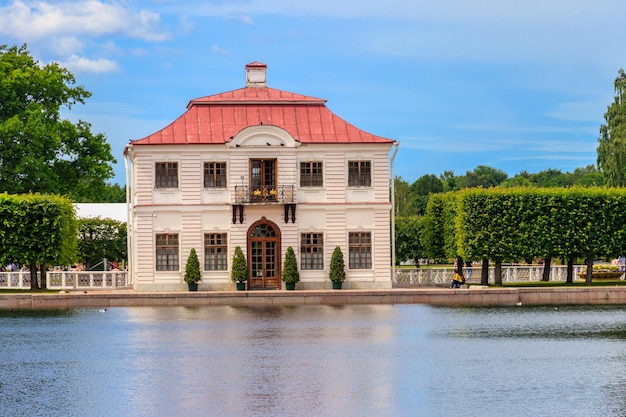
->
[2,287,626,310]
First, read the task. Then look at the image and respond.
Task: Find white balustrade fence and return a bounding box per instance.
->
[0,265,607,290]
[394,265,587,286]
[0,271,131,290]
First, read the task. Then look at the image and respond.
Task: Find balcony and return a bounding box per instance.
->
[232,185,296,224]
[234,185,296,204]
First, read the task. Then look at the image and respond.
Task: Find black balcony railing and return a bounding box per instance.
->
[234,185,295,204]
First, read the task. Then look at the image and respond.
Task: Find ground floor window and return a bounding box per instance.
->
[348,232,372,269]
[156,233,179,271]
[300,233,324,270]
[204,233,227,270]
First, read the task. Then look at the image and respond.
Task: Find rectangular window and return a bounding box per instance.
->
[348,232,372,269]
[155,162,178,188]
[204,162,227,188]
[204,233,227,271]
[300,161,323,187]
[348,161,371,187]
[300,233,324,270]
[155,234,179,271]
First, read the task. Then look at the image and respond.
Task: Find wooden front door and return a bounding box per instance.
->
[248,218,281,289]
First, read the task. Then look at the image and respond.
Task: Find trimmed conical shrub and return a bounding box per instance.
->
[329,246,345,282]
[231,245,248,283]
[184,248,201,284]
[282,246,300,283]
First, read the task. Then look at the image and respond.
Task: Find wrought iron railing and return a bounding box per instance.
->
[234,185,295,204]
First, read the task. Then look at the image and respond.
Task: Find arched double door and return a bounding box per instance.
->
[247,218,281,289]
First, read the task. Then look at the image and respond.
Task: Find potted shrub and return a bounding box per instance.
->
[281,246,300,290]
[329,246,346,289]
[184,248,201,291]
[231,245,248,290]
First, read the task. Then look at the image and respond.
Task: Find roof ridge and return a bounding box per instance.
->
[187,86,326,109]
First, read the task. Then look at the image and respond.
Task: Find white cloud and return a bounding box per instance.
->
[399,133,596,154]
[178,14,194,35]
[241,15,254,26]
[454,123,597,136]
[0,0,169,41]
[163,0,619,22]
[60,55,120,74]
[502,154,595,162]
[546,101,608,123]
[161,0,625,66]
[211,45,231,55]
[51,36,84,56]
[130,47,149,57]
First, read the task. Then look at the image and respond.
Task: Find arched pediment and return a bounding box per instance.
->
[227,125,300,148]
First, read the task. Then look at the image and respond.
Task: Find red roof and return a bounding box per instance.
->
[129,84,394,147]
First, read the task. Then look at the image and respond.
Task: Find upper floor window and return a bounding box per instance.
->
[155,162,178,188]
[348,161,371,187]
[348,232,372,269]
[300,233,324,270]
[204,162,227,188]
[155,233,179,271]
[300,161,323,187]
[204,233,227,271]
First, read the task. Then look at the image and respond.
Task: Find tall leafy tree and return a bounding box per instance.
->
[0,44,116,200]
[77,217,127,270]
[393,176,412,216]
[410,174,444,215]
[439,170,458,191]
[457,165,508,189]
[0,193,77,289]
[412,174,444,195]
[395,216,426,265]
[597,68,626,187]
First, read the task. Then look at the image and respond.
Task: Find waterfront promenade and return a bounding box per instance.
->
[2,286,626,310]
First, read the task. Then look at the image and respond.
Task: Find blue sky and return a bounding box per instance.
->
[1,0,625,185]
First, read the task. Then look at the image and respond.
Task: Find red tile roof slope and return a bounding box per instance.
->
[130,86,393,146]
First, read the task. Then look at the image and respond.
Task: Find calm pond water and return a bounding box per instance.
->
[1,304,626,417]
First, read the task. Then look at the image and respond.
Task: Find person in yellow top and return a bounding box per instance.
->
[451,269,465,288]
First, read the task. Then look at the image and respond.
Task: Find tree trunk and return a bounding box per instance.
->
[585,254,594,286]
[455,256,464,274]
[39,264,47,289]
[541,257,552,281]
[566,256,574,284]
[481,258,489,286]
[494,259,503,286]
[29,261,39,290]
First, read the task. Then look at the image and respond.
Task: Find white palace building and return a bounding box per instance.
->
[124,62,398,291]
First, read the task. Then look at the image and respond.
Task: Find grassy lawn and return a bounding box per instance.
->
[493,280,626,288]
[0,289,60,294]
